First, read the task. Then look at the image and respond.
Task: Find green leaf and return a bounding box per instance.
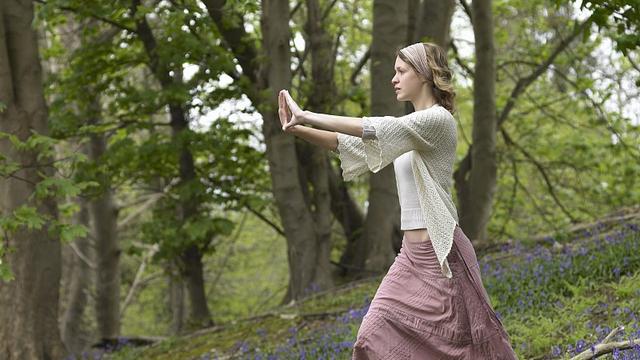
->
[55,222,90,243]
[13,206,47,231]
[0,264,14,282]
[213,217,235,236]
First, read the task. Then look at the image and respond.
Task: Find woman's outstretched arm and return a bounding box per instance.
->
[278,89,374,180]
[289,126,339,151]
[279,90,341,150]
[280,90,364,137]
[303,112,363,138]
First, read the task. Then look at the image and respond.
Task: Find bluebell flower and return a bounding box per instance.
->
[612,347,620,359]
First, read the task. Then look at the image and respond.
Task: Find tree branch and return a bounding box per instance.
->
[450,38,474,78]
[551,68,640,161]
[569,325,640,360]
[321,0,340,21]
[500,127,577,223]
[245,203,285,236]
[67,241,96,270]
[350,46,371,85]
[120,244,159,317]
[627,55,640,73]
[497,18,590,127]
[458,0,473,26]
[495,153,519,240]
[456,18,593,212]
[34,0,137,33]
[205,213,247,299]
[201,0,259,86]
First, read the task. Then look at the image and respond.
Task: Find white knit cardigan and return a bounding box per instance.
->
[331,104,460,278]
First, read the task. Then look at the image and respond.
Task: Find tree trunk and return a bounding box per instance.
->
[133,1,213,327]
[205,0,337,300]
[60,194,93,354]
[347,0,457,274]
[260,0,334,302]
[0,1,65,358]
[413,0,456,46]
[167,263,186,334]
[460,0,497,243]
[87,97,122,340]
[168,93,213,328]
[301,0,372,280]
[300,0,335,286]
[180,243,212,328]
[355,0,411,274]
[46,17,96,353]
[331,160,366,275]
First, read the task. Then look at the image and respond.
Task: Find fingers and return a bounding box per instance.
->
[278,92,286,128]
[279,92,290,129]
[279,89,302,132]
[280,89,296,112]
[283,90,298,113]
[278,90,294,131]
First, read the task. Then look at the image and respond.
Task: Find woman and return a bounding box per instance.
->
[278,42,518,359]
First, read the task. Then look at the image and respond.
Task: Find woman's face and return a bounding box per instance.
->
[391,56,425,102]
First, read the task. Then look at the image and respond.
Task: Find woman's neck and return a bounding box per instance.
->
[412,98,438,111]
[411,89,438,110]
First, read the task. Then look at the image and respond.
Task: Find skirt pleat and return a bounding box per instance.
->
[352,226,519,359]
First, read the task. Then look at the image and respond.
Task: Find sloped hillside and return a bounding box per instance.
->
[104,206,640,360]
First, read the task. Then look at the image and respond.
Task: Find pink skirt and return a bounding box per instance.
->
[352,225,518,359]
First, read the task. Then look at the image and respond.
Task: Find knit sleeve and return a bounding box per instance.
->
[361,106,454,173]
[331,133,370,182]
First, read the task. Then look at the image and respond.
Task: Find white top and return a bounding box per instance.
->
[332,104,459,278]
[393,151,428,230]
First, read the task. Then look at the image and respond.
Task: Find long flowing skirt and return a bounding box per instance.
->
[352,225,518,359]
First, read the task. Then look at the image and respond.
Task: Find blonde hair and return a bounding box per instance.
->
[396,42,456,114]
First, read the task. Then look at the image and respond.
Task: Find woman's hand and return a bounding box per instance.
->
[278,89,306,132]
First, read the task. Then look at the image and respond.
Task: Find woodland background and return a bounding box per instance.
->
[0,0,639,359]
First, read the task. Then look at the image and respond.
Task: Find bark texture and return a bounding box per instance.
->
[88,100,122,339]
[360,0,411,272]
[0,0,66,358]
[260,0,333,301]
[414,0,455,47]
[460,0,497,243]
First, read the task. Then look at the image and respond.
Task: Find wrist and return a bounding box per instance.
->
[301,110,315,126]
[288,124,304,135]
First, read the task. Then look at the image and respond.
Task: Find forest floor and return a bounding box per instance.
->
[104,206,640,360]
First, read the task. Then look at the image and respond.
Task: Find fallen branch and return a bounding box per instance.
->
[529,205,640,243]
[476,205,640,259]
[569,325,640,359]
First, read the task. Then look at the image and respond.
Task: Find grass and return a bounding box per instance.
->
[95,217,640,360]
